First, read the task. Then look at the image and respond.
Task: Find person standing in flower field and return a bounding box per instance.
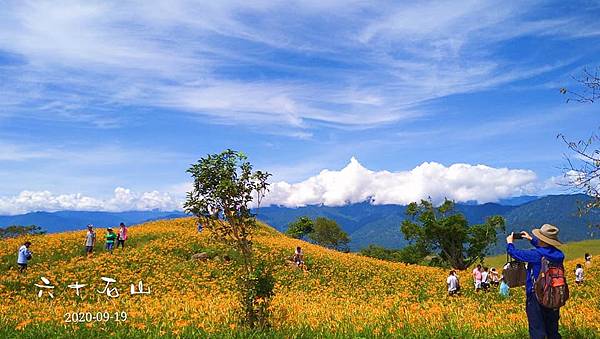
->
[489,267,500,287]
[481,266,490,291]
[117,223,128,249]
[446,270,460,296]
[506,224,565,339]
[574,264,584,284]
[472,264,482,291]
[17,241,32,273]
[84,225,96,258]
[105,228,117,253]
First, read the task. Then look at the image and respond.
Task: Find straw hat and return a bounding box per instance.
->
[532,224,562,247]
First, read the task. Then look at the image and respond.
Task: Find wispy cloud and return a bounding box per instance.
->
[0,139,187,165]
[1,0,596,135]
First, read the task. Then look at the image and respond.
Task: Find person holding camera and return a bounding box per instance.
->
[506,224,564,339]
[17,241,32,273]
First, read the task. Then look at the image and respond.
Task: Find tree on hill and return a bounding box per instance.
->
[359,244,426,264]
[184,149,273,328]
[309,217,350,251]
[400,199,505,269]
[0,225,45,239]
[285,216,314,239]
[360,245,402,261]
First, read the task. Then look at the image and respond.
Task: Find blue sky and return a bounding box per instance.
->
[0,0,599,213]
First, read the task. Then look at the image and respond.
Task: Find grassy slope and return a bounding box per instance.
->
[485,239,600,269]
[0,218,598,338]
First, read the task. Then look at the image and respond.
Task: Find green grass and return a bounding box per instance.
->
[484,238,600,268]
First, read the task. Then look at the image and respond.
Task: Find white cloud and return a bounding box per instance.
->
[264,157,538,207]
[0,159,547,214]
[0,187,181,215]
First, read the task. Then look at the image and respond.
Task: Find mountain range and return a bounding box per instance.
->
[257,194,600,252]
[1,194,598,254]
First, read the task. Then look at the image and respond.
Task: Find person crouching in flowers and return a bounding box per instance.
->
[584,253,592,267]
[447,270,460,296]
[105,228,117,254]
[293,246,304,266]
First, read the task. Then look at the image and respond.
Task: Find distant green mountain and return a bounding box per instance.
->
[258,194,600,252]
[504,194,599,241]
[0,210,188,233]
[2,194,597,254]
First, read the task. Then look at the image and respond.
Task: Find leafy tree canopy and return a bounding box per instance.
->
[400,199,505,269]
[285,216,314,239]
[308,217,350,251]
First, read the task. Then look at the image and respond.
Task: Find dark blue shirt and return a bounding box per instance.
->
[506,236,564,294]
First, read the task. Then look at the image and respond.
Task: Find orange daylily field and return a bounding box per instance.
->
[1,218,599,338]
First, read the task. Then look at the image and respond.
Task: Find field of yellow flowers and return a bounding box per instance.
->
[1,218,599,338]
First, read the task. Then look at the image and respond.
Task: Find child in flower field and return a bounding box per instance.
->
[105,228,117,253]
[575,264,584,284]
[472,264,482,291]
[499,277,509,297]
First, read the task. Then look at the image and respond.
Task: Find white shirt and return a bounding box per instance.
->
[447,275,459,291]
[481,271,488,283]
[575,267,584,282]
[85,230,96,246]
[17,245,31,264]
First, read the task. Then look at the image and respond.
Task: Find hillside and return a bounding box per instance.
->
[259,194,600,252]
[0,218,599,338]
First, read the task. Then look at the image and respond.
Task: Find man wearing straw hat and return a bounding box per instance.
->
[506,224,565,339]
